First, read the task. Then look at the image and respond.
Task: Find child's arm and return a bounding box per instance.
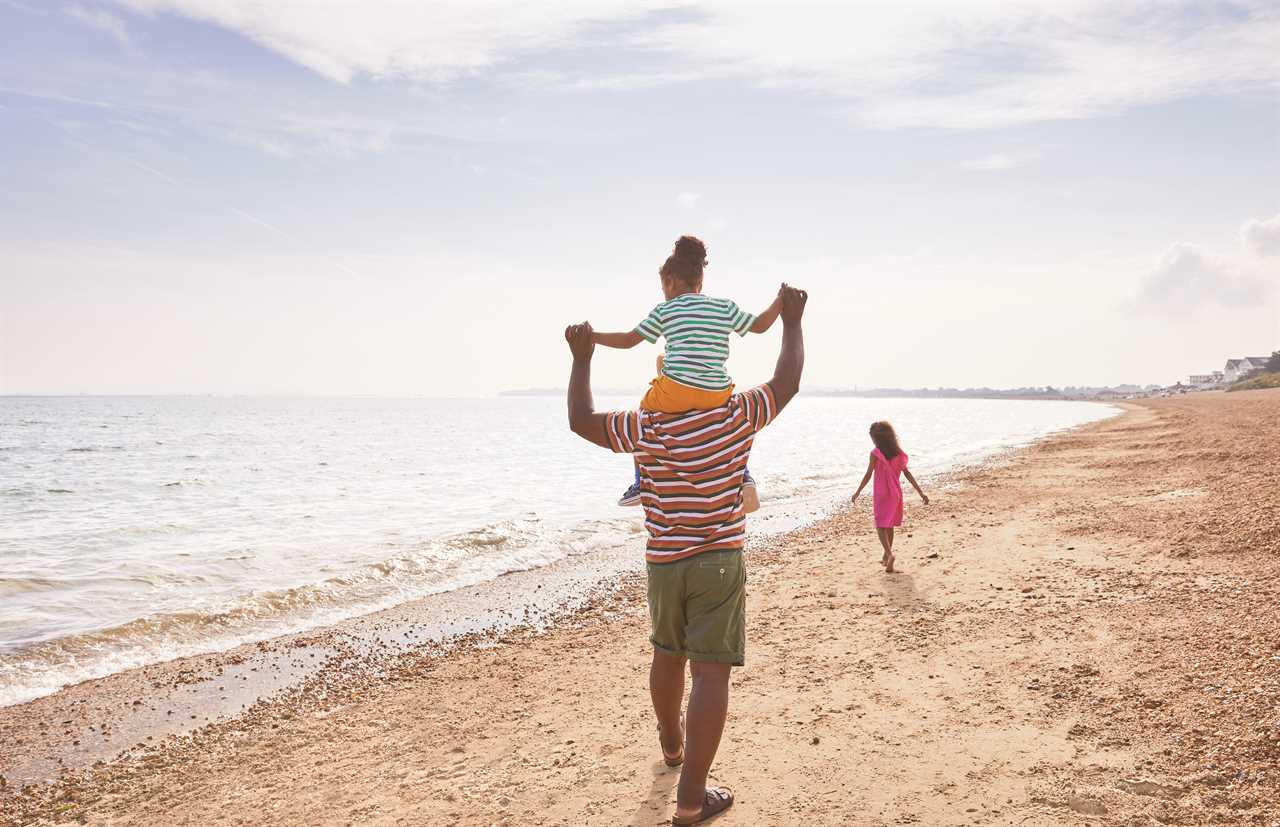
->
[850,455,875,504]
[748,293,784,334]
[903,468,930,505]
[591,330,645,349]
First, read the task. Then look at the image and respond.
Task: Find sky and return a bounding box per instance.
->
[1,0,1278,396]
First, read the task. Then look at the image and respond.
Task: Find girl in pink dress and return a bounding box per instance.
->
[850,421,929,573]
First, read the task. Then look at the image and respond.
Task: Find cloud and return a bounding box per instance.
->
[68,4,130,45]
[675,192,700,209]
[224,129,296,159]
[116,0,650,84]
[111,1,1280,129]
[1132,243,1269,313]
[1241,213,1280,257]
[959,151,1040,172]
[1,0,48,14]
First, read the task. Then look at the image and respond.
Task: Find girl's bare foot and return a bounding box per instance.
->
[884,553,895,573]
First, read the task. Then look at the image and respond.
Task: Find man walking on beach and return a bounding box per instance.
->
[564,284,807,824]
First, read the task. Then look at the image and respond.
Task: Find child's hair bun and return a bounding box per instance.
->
[672,235,707,266]
[661,235,708,283]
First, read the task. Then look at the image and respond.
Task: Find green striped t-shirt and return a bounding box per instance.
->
[634,293,756,391]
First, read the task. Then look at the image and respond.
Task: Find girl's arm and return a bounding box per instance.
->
[903,468,930,505]
[850,455,875,504]
[592,330,645,349]
[749,295,784,334]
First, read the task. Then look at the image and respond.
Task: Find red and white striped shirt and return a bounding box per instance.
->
[606,384,777,563]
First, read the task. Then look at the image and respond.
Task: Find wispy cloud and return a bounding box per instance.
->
[112,1,1280,130]
[108,118,171,136]
[224,129,297,159]
[0,0,49,14]
[116,0,650,84]
[1132,243,1270,313]
[68,4,130,46]
[123,156,179,185]
[110,153,364,278]
[1241,213,1280,258]
[959,151,1040,172]
[0,86,119,110]
[675,192,700,209]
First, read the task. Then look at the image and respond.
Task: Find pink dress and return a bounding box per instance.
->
[871,448,909,528]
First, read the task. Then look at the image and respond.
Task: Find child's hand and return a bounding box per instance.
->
[565,322,595,361]
[850,493,859,506]
[921,494,930,505]
[779,283,808,323]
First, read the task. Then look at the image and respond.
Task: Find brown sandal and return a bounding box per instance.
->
[658,716,685,767]
[671,787,733,825]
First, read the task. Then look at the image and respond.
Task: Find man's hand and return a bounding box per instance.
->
[565,322,595,362]
[565,321,610,448]
[779,283,808,324]
[767,283,807,412]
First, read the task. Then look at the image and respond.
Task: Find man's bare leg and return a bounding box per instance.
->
[675,660,731,819]
[650,649,686,761]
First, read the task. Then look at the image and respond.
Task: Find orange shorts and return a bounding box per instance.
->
[640,374,733,413]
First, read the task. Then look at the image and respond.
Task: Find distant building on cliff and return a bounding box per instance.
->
[1224,357,1271,382]
[1189,372,1224,387]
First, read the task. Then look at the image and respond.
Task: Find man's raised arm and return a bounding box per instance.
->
[565,322,613,449]
[766,284,808,412]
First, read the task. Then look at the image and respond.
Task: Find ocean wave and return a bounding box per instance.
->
[0,576,68,596]
[0,515,641,708]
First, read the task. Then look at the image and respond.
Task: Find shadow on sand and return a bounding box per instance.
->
[628,760,679,826]
[882,570,925,609]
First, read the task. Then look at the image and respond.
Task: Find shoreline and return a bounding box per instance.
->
[0,536,641,787]
[0,468,966,789]
[8,391,1278,824]
[1,396,1112,716]
[0,403,1116,788]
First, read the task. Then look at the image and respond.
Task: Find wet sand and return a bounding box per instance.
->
[0,539,645,786]
[4,390,1279,825]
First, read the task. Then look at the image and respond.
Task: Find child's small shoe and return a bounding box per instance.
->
[741,471,760,514]
[618,482,643,507]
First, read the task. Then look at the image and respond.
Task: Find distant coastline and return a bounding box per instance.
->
[499,384,1158,401]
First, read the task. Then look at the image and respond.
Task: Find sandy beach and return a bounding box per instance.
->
[4,389,1279,826]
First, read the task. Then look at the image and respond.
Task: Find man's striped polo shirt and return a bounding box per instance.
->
[605,384,777,563]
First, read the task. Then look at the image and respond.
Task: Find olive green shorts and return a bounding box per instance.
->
[646,549,746,666]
